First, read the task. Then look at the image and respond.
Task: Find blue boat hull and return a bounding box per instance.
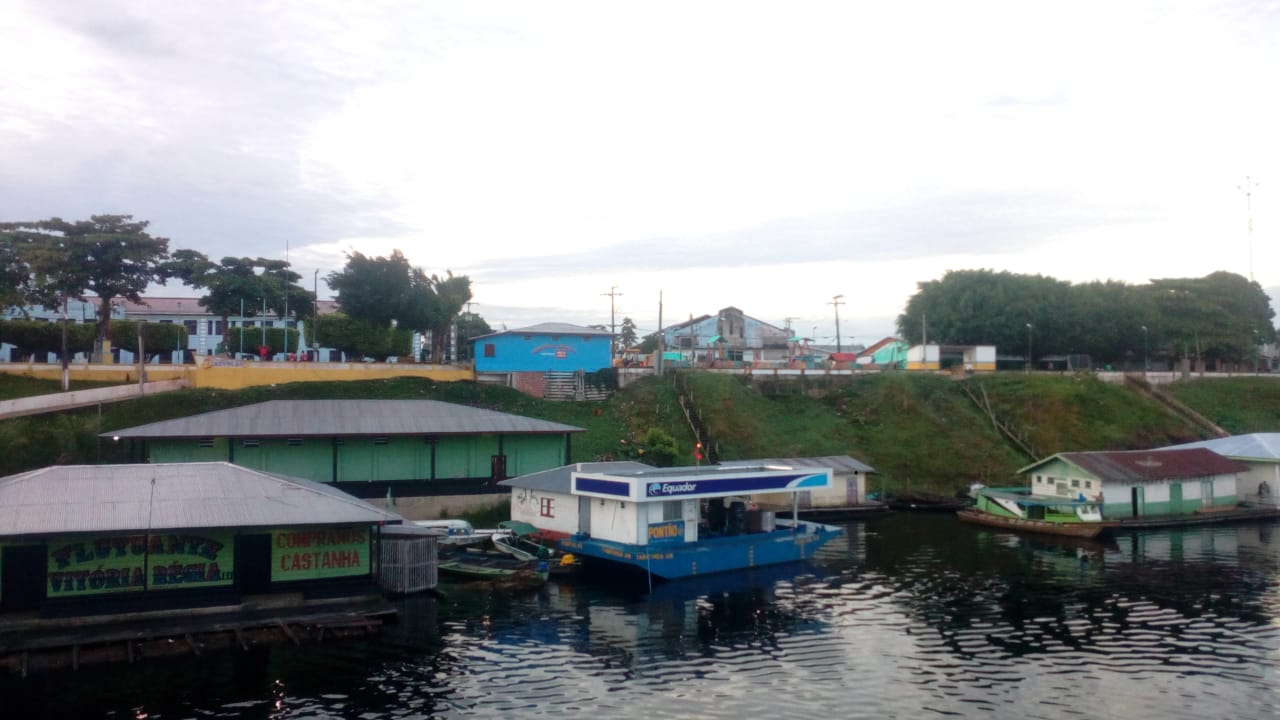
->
[559,524,842,580]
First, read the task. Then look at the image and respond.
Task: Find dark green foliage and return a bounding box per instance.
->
[305,314,411,359]
[0,320,96,358]
[898,269,1275,367]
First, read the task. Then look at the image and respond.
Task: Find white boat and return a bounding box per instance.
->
[412,519,505,548]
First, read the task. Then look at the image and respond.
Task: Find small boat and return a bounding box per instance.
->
[958,487,1106,538]
[492,520,581,575]
[412,519,500,548]
[438,548,551,589]
[887,492,971,512]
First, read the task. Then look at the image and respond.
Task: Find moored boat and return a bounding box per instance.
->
[959,487,1106,538]
[437,548,550,589]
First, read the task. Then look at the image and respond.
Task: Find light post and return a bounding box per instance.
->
[239,298,245,356]
[1141,325,1148,371]
[261,296,266,348]
[313,269,320,357]
[1025,323,1033,372]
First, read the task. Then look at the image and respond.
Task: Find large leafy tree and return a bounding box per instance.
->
[898,268,1274,367]
[328,250,472,361]
[1,215,173,361]
[1143,272,1274,362]
[169,250,315,350]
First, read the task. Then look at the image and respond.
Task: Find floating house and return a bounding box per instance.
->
[1157,433,1280,505]
[556,464,842,580]
[719,455,881,518]
[103,400,584,514]
[499,461,654,538]
[1020,448,1251,520]
[0,462,404,669]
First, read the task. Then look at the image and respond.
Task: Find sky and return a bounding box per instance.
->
[2,1,1278,346]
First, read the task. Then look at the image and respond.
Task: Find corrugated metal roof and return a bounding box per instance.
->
[1157,433,1280,462]
[0,462,403,538]
[104,400,585,439]
[498,461,654,493]
[719,455,877,474]
[471,322,613,342]
[1023,448,1248,482]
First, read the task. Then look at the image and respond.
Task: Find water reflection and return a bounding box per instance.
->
[3,516,1280,719]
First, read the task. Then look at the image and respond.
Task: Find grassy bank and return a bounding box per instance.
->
[3,372,1280,497]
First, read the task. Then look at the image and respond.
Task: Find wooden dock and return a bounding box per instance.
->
[0,593,398,676]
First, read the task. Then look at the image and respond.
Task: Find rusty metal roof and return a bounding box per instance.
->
[0,462,403,539]
[1024,448,1248,482]
[103,399,585,439]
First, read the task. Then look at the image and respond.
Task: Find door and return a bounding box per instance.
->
[1200,480,1214,508]
[1130,486,1145,518]
[1,545,47,612]
[1169,483,1183,515]
[236,534,272,594]
[578,495,592,535]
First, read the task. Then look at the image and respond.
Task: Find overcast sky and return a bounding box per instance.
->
[3,1,1277,345]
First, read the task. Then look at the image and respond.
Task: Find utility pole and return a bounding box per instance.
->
[1239,176,1259,282]
[656,290,665,376]
[602,286,622,358]
[829,294,845,353]
[313,269,319,356]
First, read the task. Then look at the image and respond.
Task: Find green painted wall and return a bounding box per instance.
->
[505,435,568,475]
[150,438,228,463]
[147,432,569,485]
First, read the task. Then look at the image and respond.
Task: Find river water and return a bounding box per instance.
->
[6,514,1280,719]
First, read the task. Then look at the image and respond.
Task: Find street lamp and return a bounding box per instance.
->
[1025,323,1033,372]
[1141,325,1148,371]
[313,269,320,357]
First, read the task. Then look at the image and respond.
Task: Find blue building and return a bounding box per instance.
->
[473,323,613,373]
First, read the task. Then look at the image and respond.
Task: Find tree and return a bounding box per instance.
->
[618,317,638,351]
[1,215,174,361]
[455,312,493,362]
[328,250,472,362]
[169,251,315,352]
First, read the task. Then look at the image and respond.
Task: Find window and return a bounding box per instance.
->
[663,501,682,521]
[242,439,260,448]
[287,438,303,446]
[1084,480,1092,489]
[539,497,554,517]
[1071,479,1080,488]
[483,343,496,357]
[197,438,214,448]
[183,320,198,335]
[373,437,388,445]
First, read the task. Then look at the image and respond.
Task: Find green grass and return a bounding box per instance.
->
[6,370,1280,500]
[1165,377,1280,434]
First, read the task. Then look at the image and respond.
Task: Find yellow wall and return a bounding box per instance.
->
[0,360,474,390]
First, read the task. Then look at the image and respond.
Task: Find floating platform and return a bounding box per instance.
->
[0,592,397,676]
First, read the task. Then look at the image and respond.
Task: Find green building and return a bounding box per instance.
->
[104,399,585,501]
